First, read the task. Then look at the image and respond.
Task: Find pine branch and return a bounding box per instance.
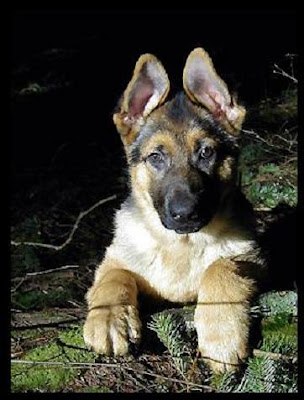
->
[148,313,193,379]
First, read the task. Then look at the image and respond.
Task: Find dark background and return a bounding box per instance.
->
[9,12,298,393]
[11,10,296,173]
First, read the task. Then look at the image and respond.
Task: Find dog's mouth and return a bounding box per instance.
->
[174,225,202,234]
[161,217,210,234]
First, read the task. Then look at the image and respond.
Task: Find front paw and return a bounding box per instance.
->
[195,308,249,373]
[83,304,141,356]
[198,343,248,374]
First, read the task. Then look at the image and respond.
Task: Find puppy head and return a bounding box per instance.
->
[113,48,246,234]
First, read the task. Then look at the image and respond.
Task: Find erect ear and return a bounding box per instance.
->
[113,54,170,145]
[183,48,246,135]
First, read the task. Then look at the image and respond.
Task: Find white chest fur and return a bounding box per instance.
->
[104,205,256,303]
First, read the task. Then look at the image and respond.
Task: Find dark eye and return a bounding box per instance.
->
[148,152,163,162]
[146,152,166,169]
[200,146,214,159]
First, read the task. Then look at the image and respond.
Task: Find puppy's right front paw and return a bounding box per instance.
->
[83,304,141,356]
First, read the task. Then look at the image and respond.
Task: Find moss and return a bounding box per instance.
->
[11,343,73,392]
[11,326,96,392]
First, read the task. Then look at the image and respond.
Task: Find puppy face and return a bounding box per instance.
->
[113,48,245,233]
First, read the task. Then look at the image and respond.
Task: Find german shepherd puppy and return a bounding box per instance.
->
[83,48,266,372]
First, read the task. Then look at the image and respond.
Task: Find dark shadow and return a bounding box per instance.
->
[258,204,296,291]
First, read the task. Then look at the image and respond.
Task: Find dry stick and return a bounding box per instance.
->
[11,195,117,251]
[11,265,80,293]
[242,129,297,155]
[27,265,79,277]
[10,359,215,392]
[11,276,27,293]
[11,317,82,331]
[254,207,272,212]
[242,129,288,151]
[123,369,151,392]
[11,348,298,387]
[273,64,298,84]
[252,349,297,363]
[242,129,270,145]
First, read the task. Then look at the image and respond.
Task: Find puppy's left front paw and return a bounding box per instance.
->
[195,307,249,373]
[198,341,248,373]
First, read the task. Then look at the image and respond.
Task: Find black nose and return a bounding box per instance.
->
[168,191,198,222]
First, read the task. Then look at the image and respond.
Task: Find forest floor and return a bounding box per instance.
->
[11,47,297,393]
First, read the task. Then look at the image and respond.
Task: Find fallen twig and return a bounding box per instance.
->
[11,265,80,293]
[11,316,82,330]
[254,207,272,212]
[26,265,79,277]
[11,277,27,293]
[242,129,297,155]
[11,194,117,251]
[252,349,297,363]
[273,63,298,84]
[119,369,150,392]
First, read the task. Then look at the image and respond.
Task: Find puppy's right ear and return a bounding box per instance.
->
[183,48,246,135]
[113,54,170,145]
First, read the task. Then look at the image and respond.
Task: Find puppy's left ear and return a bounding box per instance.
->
[183,48,246,135]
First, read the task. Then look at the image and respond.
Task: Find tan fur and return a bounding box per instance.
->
[83,48,266,372]
[185,129,216,152]
[195,258,256,372]
[140,132,178,159]
[84,265,141,355]
[84,193,263,366]
[217,156,235,182]
[104,200,260,304]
